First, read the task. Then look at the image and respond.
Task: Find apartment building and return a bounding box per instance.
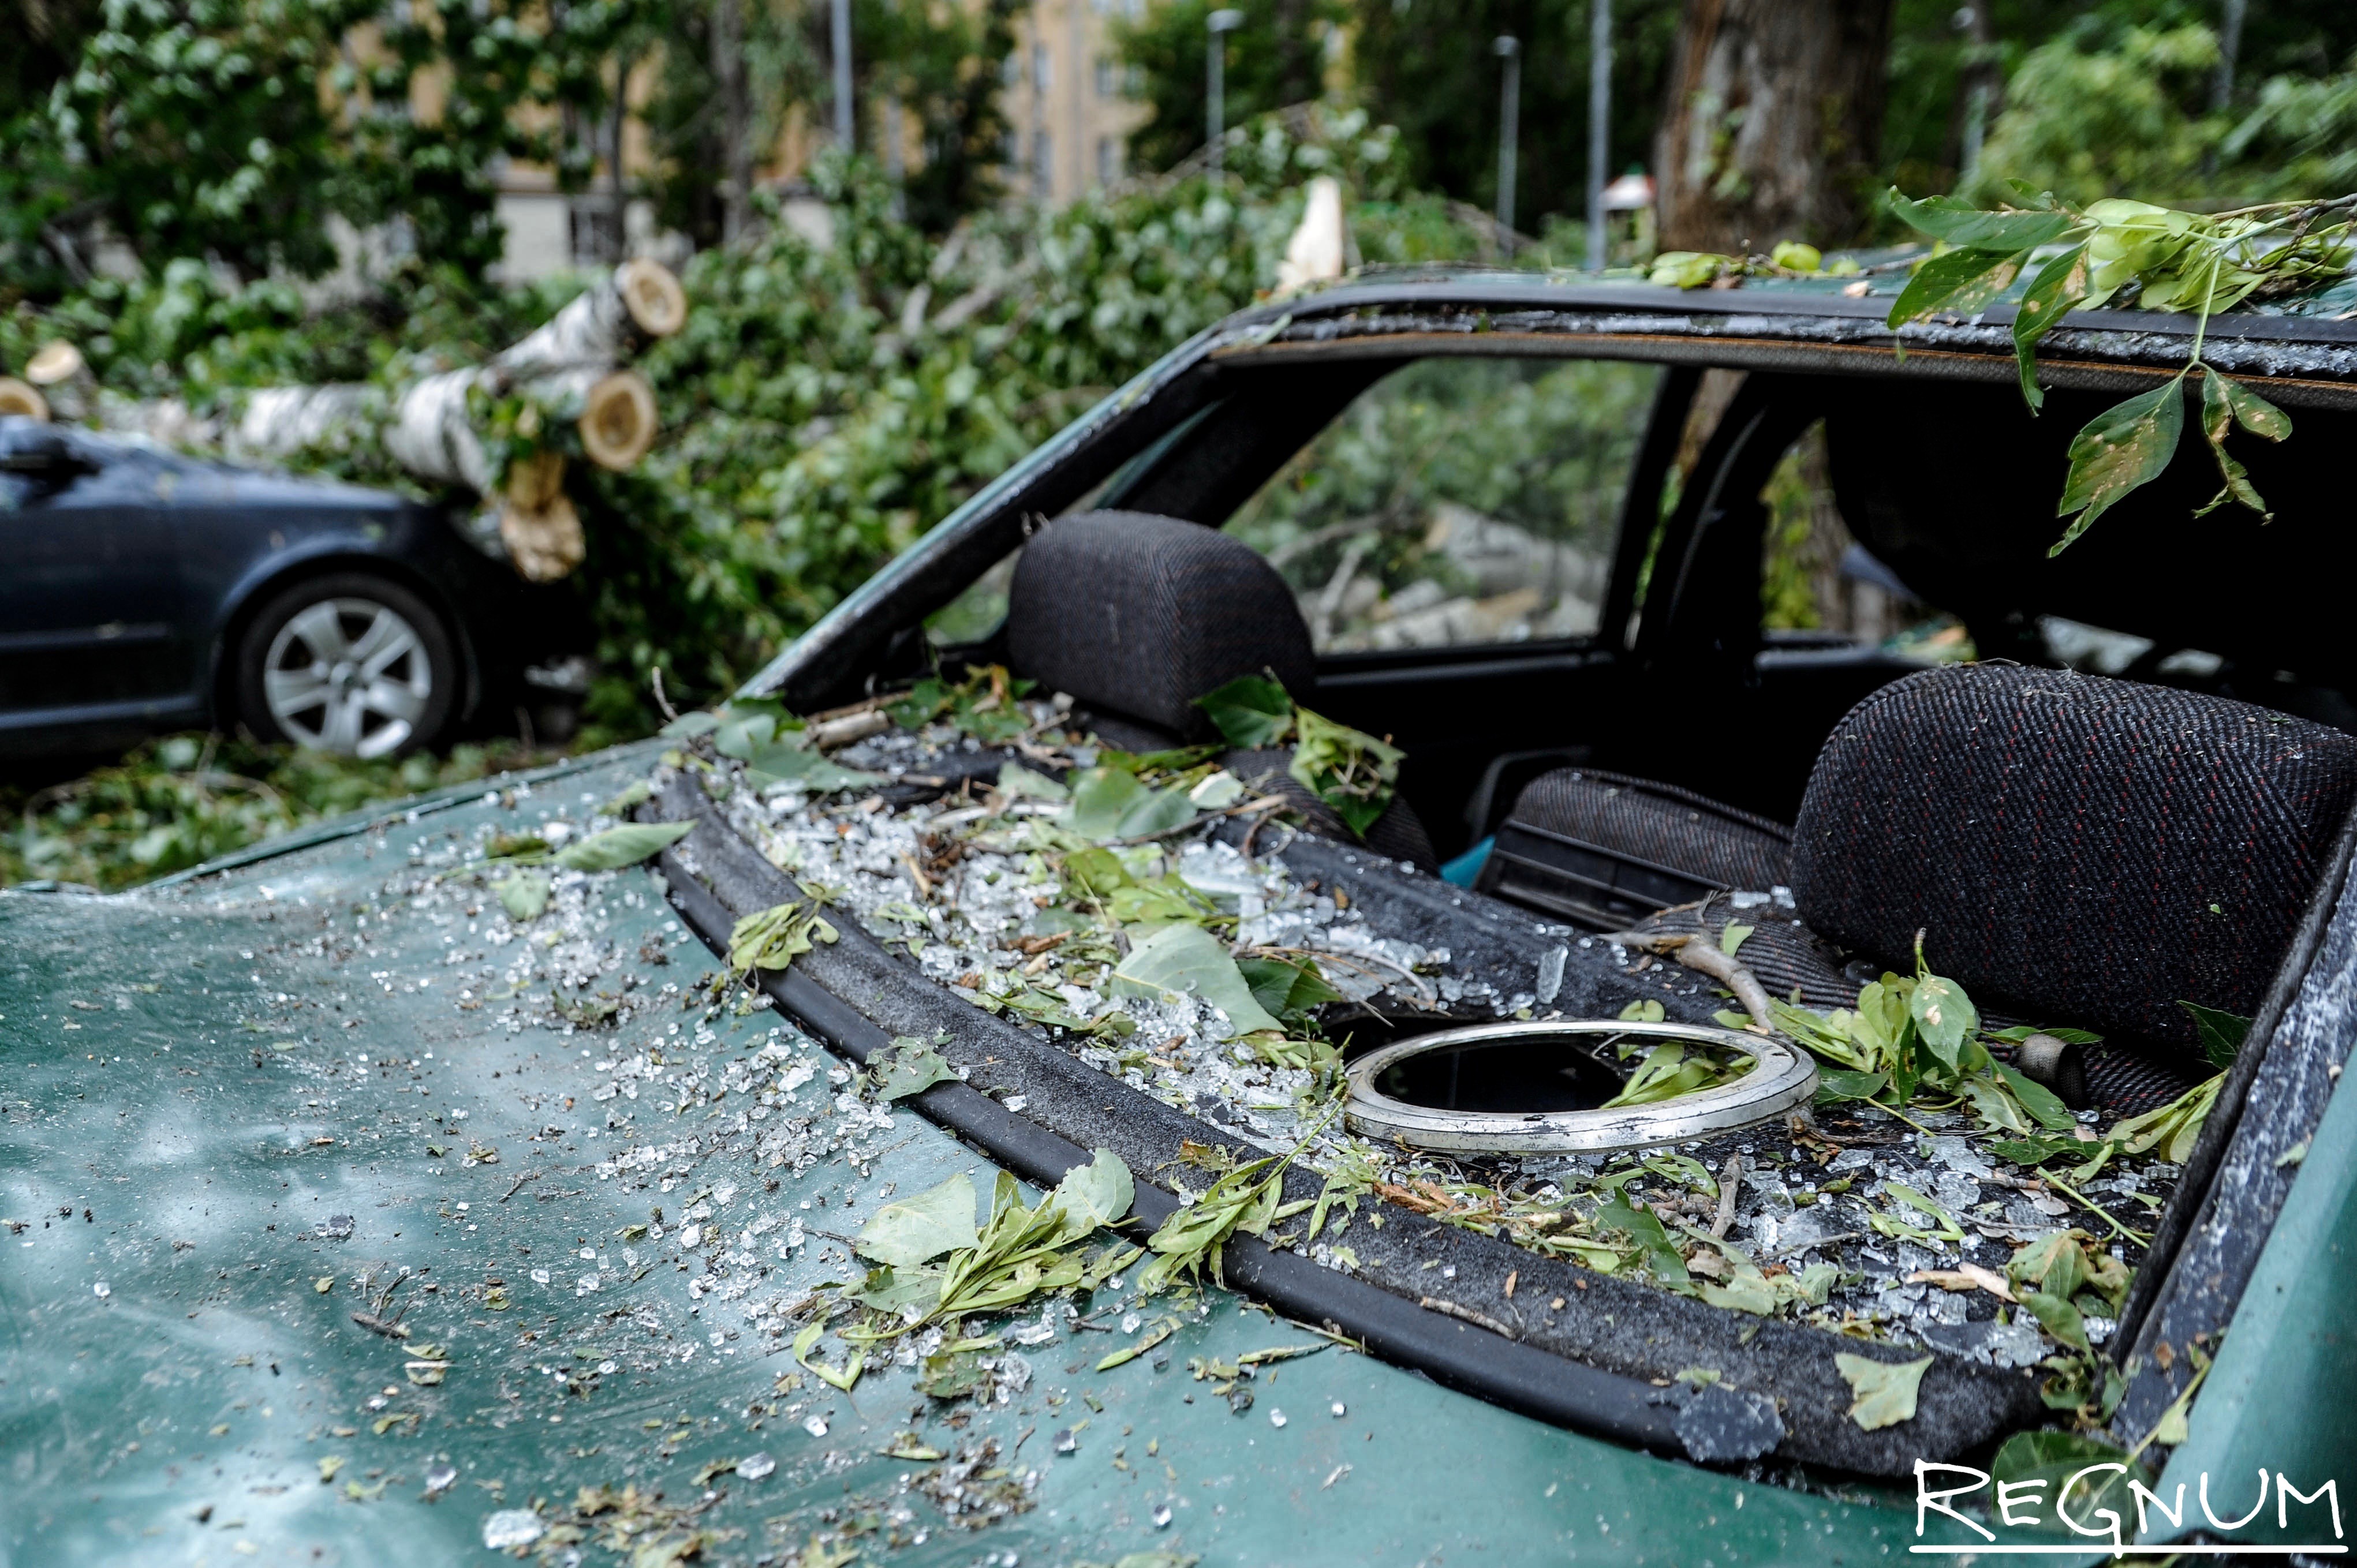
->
[1002,0,1155,204]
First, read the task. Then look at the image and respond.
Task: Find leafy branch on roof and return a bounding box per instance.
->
[1884,186,2354,550]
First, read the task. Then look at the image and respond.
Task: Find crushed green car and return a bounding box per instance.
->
[9,251,2357,1564]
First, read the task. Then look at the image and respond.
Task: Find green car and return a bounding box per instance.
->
[8,262,2355,1566]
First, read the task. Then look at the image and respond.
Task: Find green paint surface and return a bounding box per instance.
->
[2,751,1932,1564]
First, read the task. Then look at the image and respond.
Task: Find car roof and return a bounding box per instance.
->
[1205,264,2357,394]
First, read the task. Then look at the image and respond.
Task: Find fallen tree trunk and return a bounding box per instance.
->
[178,260,687,581]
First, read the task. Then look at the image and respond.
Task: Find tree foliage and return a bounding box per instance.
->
[4,110,1489,738]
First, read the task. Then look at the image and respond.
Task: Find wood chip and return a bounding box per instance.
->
[1904,1262,2015,1302]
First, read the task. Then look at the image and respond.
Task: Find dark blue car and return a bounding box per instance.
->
[0,415,588,758]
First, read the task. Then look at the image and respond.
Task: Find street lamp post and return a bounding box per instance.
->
[831,0,854,152]
[1587,0,1611,270]
[1493,35,1521,254]
[1207,8,1242,174]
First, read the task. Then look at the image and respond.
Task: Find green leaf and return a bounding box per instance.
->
[1887,245,2034,327]
[870,1036,960,1101]
[1958,1074,2032,1135]
[1992,1061,2078,1132]
[995,762,1067,801]
[792,1322,864,1390]
[727,897,840,973]
[497,871,550,921]
[1909,972,1978,1066]
[1835,1352,1933,1431]
[1114,783,1198,840]
[1095,1319,1176,1372]
[2207,371,2292,441]
[1043,1149,1135,1245]
[855,1172,980,1267]
[1989,1024,2104,1046]
[712,709,778,760]
[1288,707,1402,838]
[2197,371,2290,519]
[2053,377,2187,553]
[1193,673,1297,749]
[915,1345,992,1399]
[2012,242,2103,410]
[2020,1288,2089,1351]
[1616,998,1667,1024]
[1108,923,1282,1038]
[1887,189,2077,251]
[744,740,879,795]
[2111,1072,2223,1163]
[1719,923,1753,957]
[553,819,696,871]
[1814,1066,1890,1103]
[2179,1000,2251,1072]
[1989,1432,2141,1533]
[1238,955,1343,1024]
[1065,767,1145,837]
[1594,1195,1690,1285]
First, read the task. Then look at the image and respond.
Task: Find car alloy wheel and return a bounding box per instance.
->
[259,596,436,758]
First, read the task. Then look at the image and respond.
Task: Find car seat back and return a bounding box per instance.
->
[1790,664,2357,1056]
[1006,510,1316,744]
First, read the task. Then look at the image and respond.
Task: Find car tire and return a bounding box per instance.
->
[234,573,457,758]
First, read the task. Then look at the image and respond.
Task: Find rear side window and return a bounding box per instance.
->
[1224,357,1661,652]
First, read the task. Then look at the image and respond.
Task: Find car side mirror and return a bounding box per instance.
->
[0,424,87,476]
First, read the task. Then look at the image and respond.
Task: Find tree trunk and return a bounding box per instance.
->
[1652,0,1893,255]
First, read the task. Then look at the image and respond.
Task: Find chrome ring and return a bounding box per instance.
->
[1344,1019,1820,1155]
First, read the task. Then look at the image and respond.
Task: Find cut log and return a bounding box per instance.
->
[578,370,658,471]
[25,341,95,422]
[0,378,49,421]
[496,259,685,377]
[500,490,586,582]
[381,368,495,493]
[231,383,380,461]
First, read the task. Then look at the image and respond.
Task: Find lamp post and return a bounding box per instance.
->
[1207,8,1242,174]
[1493,35,1521,254]
[1587,0,1611,270]
[831,0,853,152]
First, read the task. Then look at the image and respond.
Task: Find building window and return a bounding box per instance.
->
[1031,130,1053,197]
[1097,136,1121,185]
[1032,43,1051,93]
[1094,54,1116,98]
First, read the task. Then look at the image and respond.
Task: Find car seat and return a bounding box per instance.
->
[1486,664,2357,1112]
[1006,509,1438,868]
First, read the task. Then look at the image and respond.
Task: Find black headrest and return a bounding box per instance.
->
[1006,510,1316,743]
[1791,664,2357,1054]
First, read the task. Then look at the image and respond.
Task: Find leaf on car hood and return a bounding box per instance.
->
[856,1172,980,1268]
[1042,1149,1135,1246]
[1108,923,1282,1038]
[1836,1352,1933,1430]
[498,871,550,921]
[554,819,696,870]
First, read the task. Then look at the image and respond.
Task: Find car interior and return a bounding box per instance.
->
[914,346,2357,1123]
[643,336,2357,1464]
